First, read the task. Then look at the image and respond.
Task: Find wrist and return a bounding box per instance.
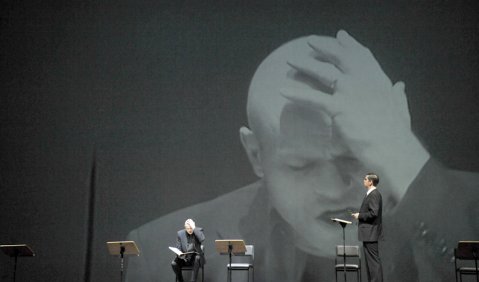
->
[367,133,430,201]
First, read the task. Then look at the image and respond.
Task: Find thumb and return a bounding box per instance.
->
[392,81,411,128]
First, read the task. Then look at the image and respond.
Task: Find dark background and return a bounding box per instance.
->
[1,1,478,281]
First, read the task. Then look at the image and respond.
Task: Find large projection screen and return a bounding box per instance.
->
[0,1,478,281]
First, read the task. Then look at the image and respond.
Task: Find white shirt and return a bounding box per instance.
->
[366,186,377,196]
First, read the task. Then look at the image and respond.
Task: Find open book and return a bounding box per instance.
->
[169,246,196,256]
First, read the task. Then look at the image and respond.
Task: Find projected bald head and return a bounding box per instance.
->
[240,36,367,256]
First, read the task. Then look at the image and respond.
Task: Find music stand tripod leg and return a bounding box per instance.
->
[228,243,232,282]
[120,246,126,282]
[340,222,347,282]
[13,252,18,282]
[475,254,478,282]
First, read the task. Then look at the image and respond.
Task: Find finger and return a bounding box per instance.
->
[307,35,345,70]
[336,30,364,50]
[335,30,379,74]
[392,81,411,127]
[280,87,339,117]
[287,59,342,89]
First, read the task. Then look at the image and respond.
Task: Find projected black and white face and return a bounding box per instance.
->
[265,104,367,256]
[241,35,373,257]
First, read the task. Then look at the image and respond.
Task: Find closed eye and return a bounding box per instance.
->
[286,159,318,172]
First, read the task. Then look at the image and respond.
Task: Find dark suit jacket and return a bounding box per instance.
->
[176,228,205,265]
[358,188,383,242]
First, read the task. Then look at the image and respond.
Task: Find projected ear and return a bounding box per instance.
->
[239,126,264,178]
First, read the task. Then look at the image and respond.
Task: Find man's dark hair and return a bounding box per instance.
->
[366,173,379,186]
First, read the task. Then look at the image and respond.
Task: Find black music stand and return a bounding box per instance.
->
[215,239,246,282]
[107,241,140,282]
[457,241,479,282]
[331,218,352,282]
[0,244,35,282]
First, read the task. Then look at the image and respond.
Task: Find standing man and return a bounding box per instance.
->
[352,173,383,282]
[171,219,205,282]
